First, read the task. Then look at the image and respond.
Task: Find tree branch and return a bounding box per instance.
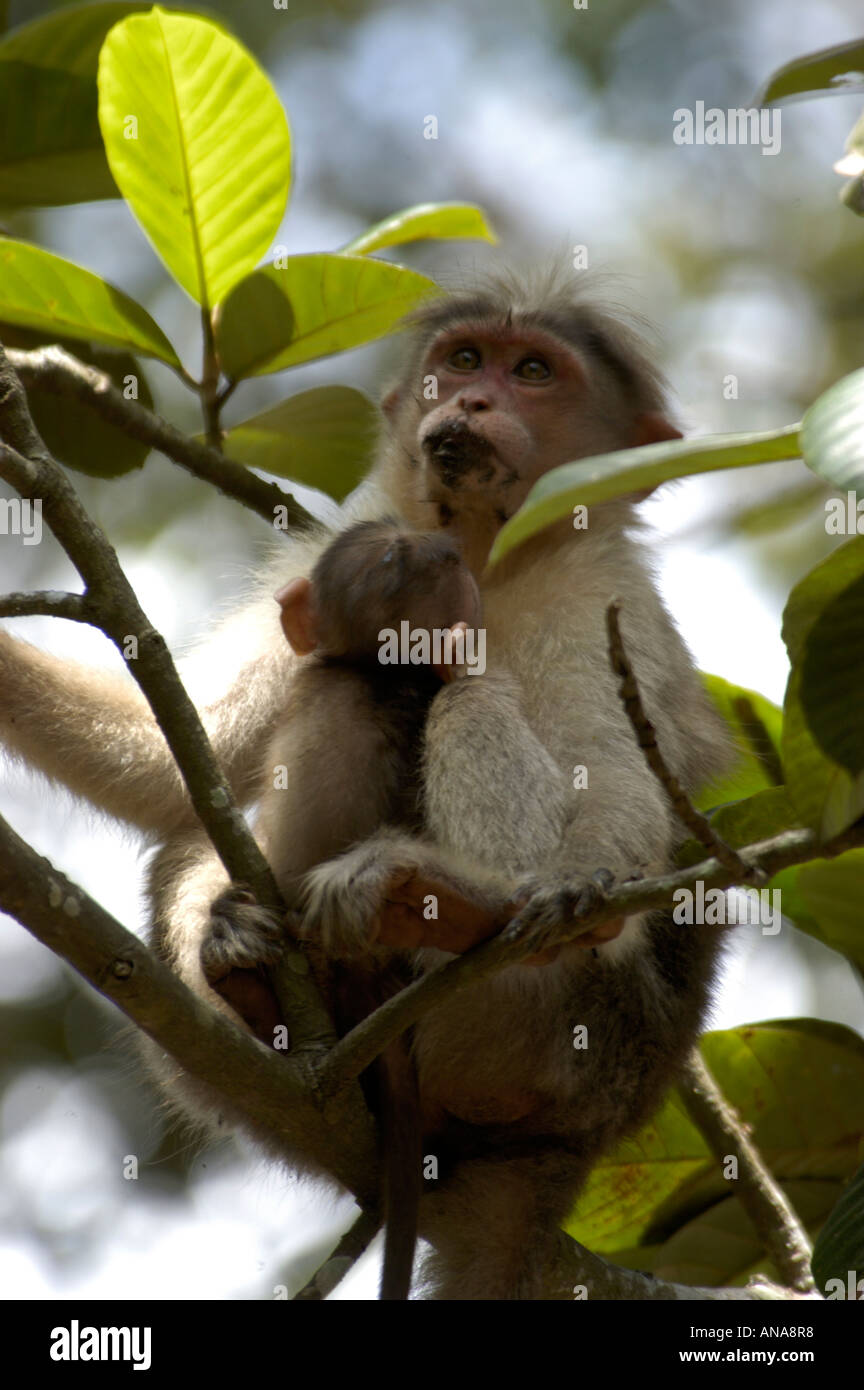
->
[4,343,314,531]
[0,809,378,1204]
[0,343,335,1058]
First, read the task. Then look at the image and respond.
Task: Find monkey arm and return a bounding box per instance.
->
[0,627,293,834]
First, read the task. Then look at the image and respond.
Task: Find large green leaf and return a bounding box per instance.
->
[0,323,153,478]
[801,367,864,500]
[487,426,801,567]
[566,1020,864,1279]
[216,254,438,379]
[758,40,864,104]
[796,850,864,971]
[343,202,497,255]
[782,668,862,836]
[612,1180,838,1288]
[221,387,378,501]
[782,538,864,833]
[98,9,291,308]
[811,1159,864,1295]
[0,2,147,207]
[0,237,179,365]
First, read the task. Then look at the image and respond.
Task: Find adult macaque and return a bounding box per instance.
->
[0,271,733,1299]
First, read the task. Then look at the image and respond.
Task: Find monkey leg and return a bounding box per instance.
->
[150,834,284,1043]
[300,828,517,959]
[418,1148,590,1300]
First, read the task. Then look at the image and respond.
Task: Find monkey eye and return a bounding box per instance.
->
[513,356,551,381]
[446,346,481,371]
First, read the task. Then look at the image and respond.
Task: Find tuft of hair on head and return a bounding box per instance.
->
[400,263,672,418]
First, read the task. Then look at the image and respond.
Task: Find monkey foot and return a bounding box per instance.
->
[201,885,285,1046]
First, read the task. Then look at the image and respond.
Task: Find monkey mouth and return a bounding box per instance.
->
[423,420,498,490]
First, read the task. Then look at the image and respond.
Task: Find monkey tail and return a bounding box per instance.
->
[378,1038,422,1301]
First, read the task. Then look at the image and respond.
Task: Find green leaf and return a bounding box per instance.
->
[800,571,864,775]
[707,786,801,848]
[0,323,153,479]
[801,367,864,498]
[811,1160,864,1295]
[221,387,377,502]
[782,538,864,832]
[758,40,864,104]
[0,2,147,207]
[343,202,497,255]
[782,668,863,836]
[217,254,438,379]
[566,1020,864,1280]
[98,8,291,308]
[701,674,784,805]
[0,237,179,365]
[487,426,801,567]
[797,851,864,971]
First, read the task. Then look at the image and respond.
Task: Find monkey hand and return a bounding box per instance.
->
[503,870,626,963]
[200,887,286,1044]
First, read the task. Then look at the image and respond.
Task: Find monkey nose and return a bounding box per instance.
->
[458,393,490,413]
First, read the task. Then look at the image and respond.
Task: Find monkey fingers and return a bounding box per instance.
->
[503,870,625,961]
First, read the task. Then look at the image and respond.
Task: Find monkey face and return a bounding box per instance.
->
[413,321,601,509]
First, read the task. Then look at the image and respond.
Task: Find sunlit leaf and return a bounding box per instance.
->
[0,237,179,364]
[343,202,497,255]
[217,254,438,378]
[567,1020,864,1280]
[98,8,291,307]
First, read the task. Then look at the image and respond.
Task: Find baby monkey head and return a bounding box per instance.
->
[276,519,481,665]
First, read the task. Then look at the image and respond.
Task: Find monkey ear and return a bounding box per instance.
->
[630,412,683,448]
[626,413,684,502]
[381,384,402,418]
[275,578,319,654]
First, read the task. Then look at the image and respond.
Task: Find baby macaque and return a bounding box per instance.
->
[267,518,482,914]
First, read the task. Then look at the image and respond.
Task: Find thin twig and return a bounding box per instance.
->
[0,590,86,621]
[606,599,759,881]
[679,1051,816,1293]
